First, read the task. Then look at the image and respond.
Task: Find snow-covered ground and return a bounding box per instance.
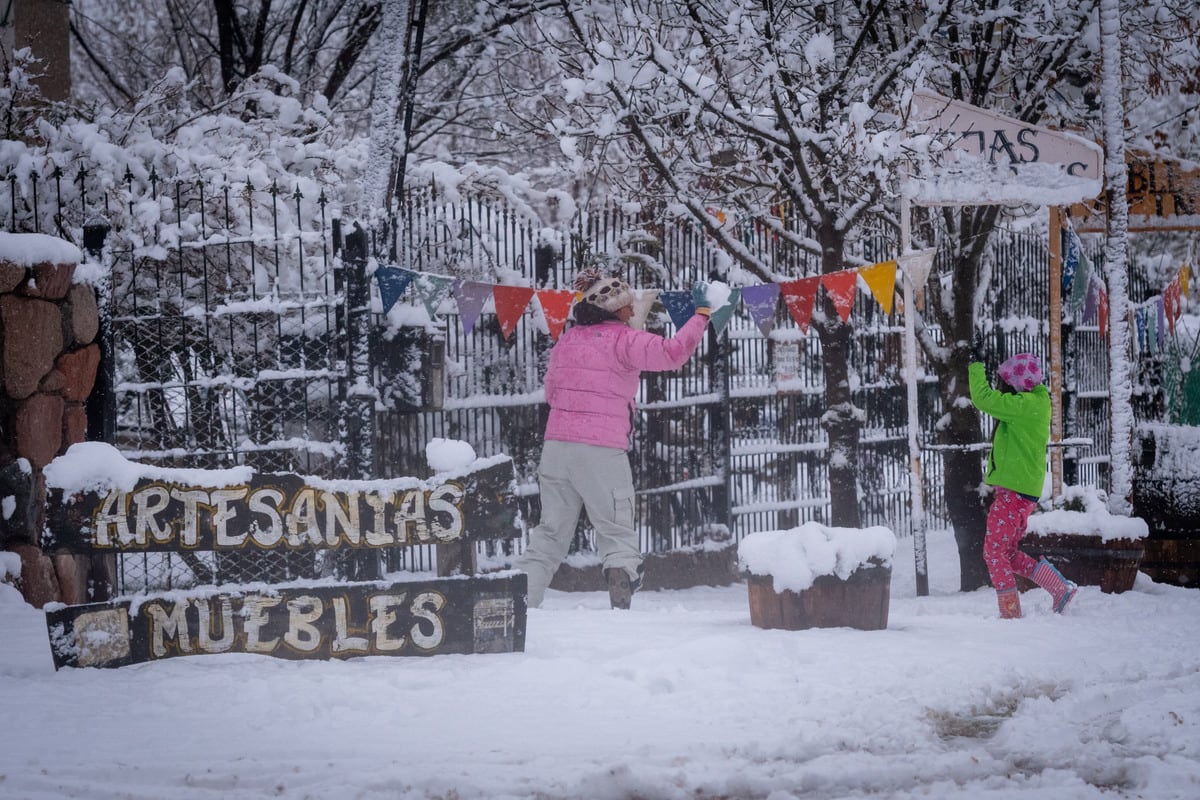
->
[2,527,1199,800]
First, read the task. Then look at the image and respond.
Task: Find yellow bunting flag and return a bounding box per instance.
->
[1181,264,1191,299]
[858,260,898,315]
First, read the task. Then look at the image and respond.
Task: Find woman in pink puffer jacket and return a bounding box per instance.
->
[515,268,710,609]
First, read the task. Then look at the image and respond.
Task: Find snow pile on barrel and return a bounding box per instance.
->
[738,522,896,593]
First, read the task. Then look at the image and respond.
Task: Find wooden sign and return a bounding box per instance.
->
[1071,153,1200,232]
[905,90,1104,207]
[45,573,527,669]
[42,451,527,669]
[44,460,519,553]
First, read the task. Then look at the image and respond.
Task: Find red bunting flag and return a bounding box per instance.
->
[536,289,575,341]
[1164,278,1181,335]
[1098,285,1109,339]
[779,276,820,333]
[492,285,535,340]
[821,269,859,323]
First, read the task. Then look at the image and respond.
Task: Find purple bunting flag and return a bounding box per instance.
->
[740,283,780,337]
[454,281,493,336]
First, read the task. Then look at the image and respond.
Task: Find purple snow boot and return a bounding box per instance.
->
[1031,558,1078,613]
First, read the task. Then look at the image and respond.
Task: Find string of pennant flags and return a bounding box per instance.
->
[1063,221,1192,352]
[373,248,938,342]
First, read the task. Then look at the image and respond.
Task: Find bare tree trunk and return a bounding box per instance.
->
[815,224,862,528]
[939,346,991,591]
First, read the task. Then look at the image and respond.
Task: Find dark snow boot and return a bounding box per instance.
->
[605,567,634,610]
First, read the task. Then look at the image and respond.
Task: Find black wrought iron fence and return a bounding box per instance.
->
[4,165,1135,592]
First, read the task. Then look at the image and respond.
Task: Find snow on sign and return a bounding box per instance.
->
[40,448,526,668]
[903,89,1103,207]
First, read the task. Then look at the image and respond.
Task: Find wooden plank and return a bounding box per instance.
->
[44,459,520,554]
[44,573,527,669]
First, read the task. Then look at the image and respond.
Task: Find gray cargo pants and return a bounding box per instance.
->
[514,440,642,607]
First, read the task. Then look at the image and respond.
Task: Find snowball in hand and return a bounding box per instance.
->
[425,438,477,473]
[706,280,733,310]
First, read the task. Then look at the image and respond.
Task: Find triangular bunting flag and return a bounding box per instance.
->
[536,289,575,341]
[1098,285,1109,339]
[779,276,820,333]
[454,281,493,337]
[1062,227,1082,294]
[898,248,936,291]
[708,288,741,336]
[1082,275,1100,325]
[629,289,659,331]
[740,283,780,337]
[1155,297,1165,349]
[1180,264,1191,299]
[375,266,415,314]
[858,260,897,315]
[492,285,535,340]
[659,290,695,330]
[1069,249,1091,317]
[411,272,457,319]
[821,269,858,323]
[1164,279,1181,335]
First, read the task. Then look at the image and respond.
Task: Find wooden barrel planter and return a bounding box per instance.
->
[1018,532,1145,594]
[738,523,896,632]
[747,562,891,631]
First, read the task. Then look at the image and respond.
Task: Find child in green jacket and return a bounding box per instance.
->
[969,352,1078,619]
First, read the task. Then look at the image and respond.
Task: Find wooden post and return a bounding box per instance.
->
[1049,208,1065,497]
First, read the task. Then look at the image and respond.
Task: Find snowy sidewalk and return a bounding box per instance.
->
[2,528,1199,800]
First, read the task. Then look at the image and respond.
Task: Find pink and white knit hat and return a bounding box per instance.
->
[998,353,1044,392]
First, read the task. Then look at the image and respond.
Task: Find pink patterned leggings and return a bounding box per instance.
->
[983,487,1039,592]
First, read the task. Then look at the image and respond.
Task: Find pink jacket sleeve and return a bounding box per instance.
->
[614,313,708,372]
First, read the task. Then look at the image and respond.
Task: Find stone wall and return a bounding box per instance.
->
[0,240,102,607]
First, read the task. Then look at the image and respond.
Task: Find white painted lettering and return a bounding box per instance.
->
[248,488,284,547]
[146,601,192,658]
[410,591,446,651]
[196,596,235,653]
[428,483,465,543]
[241,595,282,653]
[364,493,392,545]
[92,491,132,548]
[170,489,211,547]
[285,488,322,547]
[322,491,361,546]
[132,484,172,545]
[394,489,430,544]
[369,594,407,652]
[212,488,248,547]
[331,596,369,654]
[283,595,323,652]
